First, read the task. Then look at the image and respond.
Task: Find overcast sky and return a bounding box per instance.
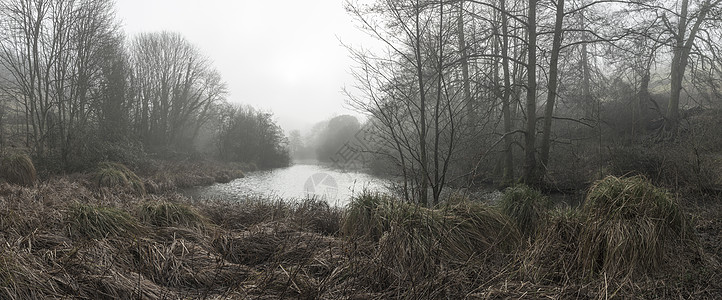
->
[115,0,372,133]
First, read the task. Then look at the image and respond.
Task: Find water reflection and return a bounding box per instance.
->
[185,163,391,207]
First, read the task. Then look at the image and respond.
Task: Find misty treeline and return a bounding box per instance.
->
[345,0,722,206]
[0,0,289,171]
[288,115,362,162]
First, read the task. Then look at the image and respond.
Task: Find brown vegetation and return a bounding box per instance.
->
[92,162,146,195]
[0,173,720,299]
[0,152,37,187]
[141,160,246,194]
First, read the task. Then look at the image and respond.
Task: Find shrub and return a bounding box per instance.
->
[0,152,37,186]
[499,184,551,237]
[578,175,690,277]
[138,200,207,229]
[92,162,145,194]
[68,203,142,239]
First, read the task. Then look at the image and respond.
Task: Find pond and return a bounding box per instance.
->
[184,163,393,207]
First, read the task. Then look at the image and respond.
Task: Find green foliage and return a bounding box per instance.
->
[92,162,145,194]
[68,203,141,239]
[578,175,689,276]
[500,184,550,236]
[0,152,37,186]
[138,200,206,229]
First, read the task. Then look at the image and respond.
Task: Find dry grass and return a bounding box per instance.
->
[0,170,719,299]
[67,203,143,239]
[92,162,145,195]
[340,191,392,241]
[522,207,585,284]
[578,175,690,277]
[499,184,551,237]
[521,175,699,290]
[0,152,37,186]
[142,160,245,193]
[339,192,521,297]
[138,199,207,229]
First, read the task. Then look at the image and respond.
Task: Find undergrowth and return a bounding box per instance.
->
[0,152,37,186]
[0,174,717,299]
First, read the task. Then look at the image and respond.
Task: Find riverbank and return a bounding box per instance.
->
[0,165,720,299]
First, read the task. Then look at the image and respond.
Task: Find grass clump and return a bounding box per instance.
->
[0,152,37,186]
[343,191,520,264]
[138,200,207,229]
[92,162,145,194]
[578,175,690,277]
[340,192,520,295]
[68,203,142,239]
[499,184,551,237]
[292,198,341,235]
[340,192,394,240]
[523,207,585,284]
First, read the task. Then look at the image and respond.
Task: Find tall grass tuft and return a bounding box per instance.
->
[0,152,37,186]
[343,192,520,278]
[341,191,394,241]
[138,200,207,229]
[578,175,690,277]
[92,162,145,194]
[67,203,142,239]
[499,184,551,237]
[292,198,341,235]
[340,192,521,297]
[523,207,585,283]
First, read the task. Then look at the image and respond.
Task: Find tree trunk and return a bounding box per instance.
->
[539,0,565,178]
[665,0,716,138]
[457,0,473,130]
[522,0,538,185]
[414,0,430,207]
[500,0,514,185]
[579,13,593,119]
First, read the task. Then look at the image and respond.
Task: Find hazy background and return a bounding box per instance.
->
[115,0,372,133]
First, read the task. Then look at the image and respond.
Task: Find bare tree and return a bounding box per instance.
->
[346,0,469,206]
[664,0,722,137]
[129,32,226,151]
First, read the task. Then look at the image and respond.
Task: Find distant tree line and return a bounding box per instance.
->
[0,0,289,170]
[288,115,364,164]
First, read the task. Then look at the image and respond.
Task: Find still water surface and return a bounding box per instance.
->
[185,163,392,207]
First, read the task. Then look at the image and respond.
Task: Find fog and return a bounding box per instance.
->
[115,0,373,132]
